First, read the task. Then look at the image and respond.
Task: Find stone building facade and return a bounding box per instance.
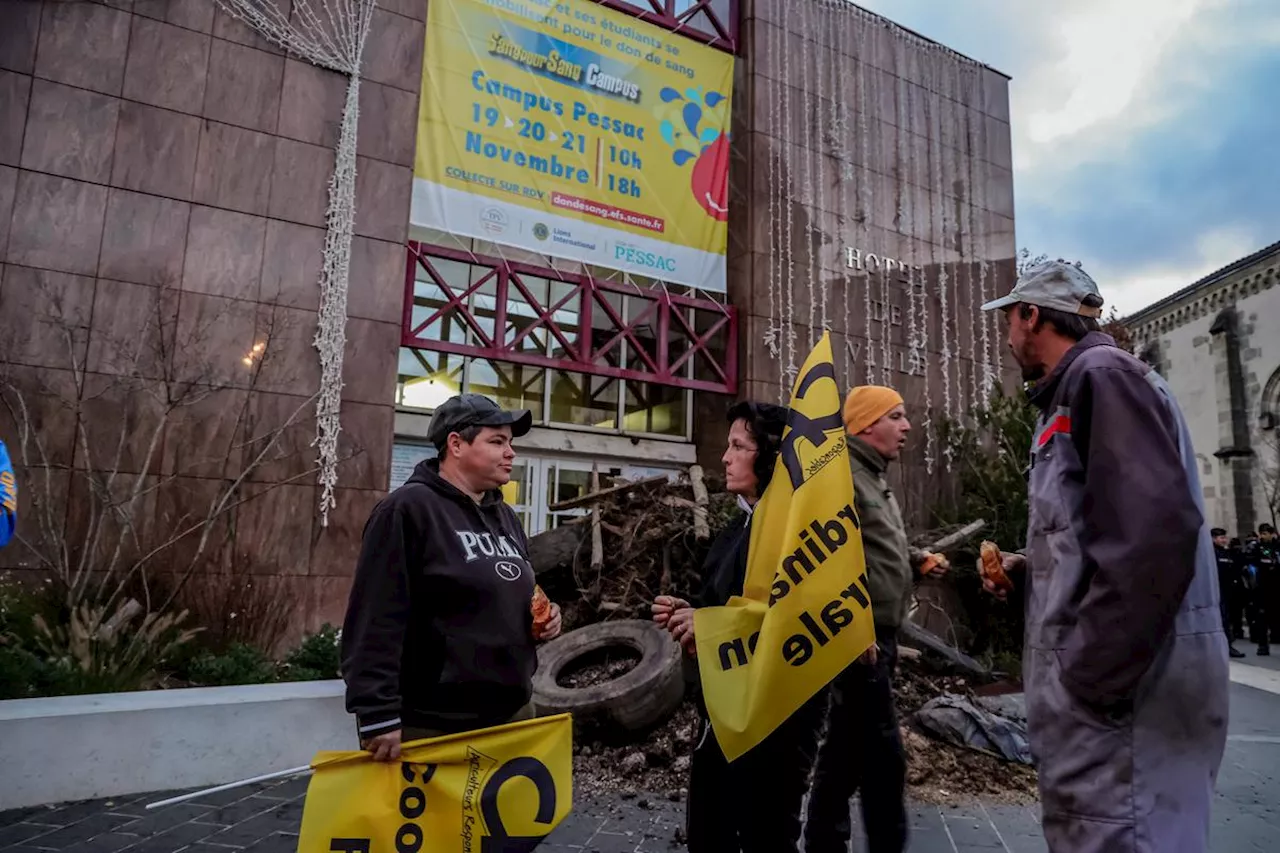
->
[0,0,1015,635]
[1130,241,1280,537]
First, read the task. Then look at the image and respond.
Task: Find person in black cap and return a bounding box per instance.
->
[340,392,561,760]
[1211,528,1246,658]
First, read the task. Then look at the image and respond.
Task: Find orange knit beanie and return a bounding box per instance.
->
[843,385,905,435]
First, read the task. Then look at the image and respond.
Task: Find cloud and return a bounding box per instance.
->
[1091,227,1266,316]
[845,0,1280,314]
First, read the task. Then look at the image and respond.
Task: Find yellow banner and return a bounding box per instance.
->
[296,715,573,852]
[413,0,734,292]
[694,333,876,761]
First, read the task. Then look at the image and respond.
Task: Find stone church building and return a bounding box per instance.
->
[1130,241,1280,537]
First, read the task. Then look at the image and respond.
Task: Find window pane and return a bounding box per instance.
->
[549,371,619,429]
[552,467,591,506]
[505,461,529,508]
[397,349,464,410]
[623,381,688,437]
[624,294,659,374]
[467,358,546,422]
[548,280,581,360]
[667,306,693,379]
[672,0,729,38]
[693,304,730,385]
[505,273,551,355]
[591,290,625,368]
[412,256,472,345]
[547,466,591,529]
[466,271,497,344]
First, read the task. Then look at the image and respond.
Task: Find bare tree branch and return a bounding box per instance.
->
[0,278,366,638]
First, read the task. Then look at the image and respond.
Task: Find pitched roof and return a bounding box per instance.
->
[1125,240,1280,325]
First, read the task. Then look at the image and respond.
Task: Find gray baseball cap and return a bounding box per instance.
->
[981,260,1104,318]
[427,393,532,446]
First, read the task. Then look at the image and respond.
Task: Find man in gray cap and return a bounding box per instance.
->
[981,261,1229,852]
[341,393,561,761]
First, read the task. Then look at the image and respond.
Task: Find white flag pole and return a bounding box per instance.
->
[144,765,313,810]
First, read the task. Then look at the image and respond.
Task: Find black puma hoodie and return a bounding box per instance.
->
[340,458,537,737]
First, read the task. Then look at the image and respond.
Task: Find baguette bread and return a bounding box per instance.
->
[531,584,553,634]
[979,540,1014,593]
[918,552,946,575]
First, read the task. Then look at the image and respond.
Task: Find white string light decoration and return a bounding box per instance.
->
[781,0,797,386]
[973,67,998,398]
[764,3,782,399]
[961,76,980,416]
[966,66,995,407]
[213,0,376,526]
[812,0,830,334]
[831,3,856,383]
[931,63,958,471]
[855,18,874,384]
[799,0,817,338]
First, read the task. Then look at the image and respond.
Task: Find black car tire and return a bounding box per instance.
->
[533,619,685,731]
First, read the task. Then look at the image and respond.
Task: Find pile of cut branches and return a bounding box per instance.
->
[529,469,738,629]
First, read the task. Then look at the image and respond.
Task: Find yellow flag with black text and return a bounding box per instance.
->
[295,714,572,853]
[694,332,875,761]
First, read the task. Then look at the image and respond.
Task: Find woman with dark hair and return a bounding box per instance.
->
[651,401,825,853]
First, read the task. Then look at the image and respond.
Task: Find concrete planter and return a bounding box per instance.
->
[0,681,354,810]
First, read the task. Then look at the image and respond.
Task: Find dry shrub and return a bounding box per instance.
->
[167,567,300,655]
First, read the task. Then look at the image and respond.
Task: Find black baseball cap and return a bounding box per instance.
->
[427,393,533,447]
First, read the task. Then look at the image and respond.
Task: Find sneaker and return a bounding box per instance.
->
[1230,646,1246,659]
[1259,647,1271,656]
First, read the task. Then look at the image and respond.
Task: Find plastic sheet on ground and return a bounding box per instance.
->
[913,692,1035,766]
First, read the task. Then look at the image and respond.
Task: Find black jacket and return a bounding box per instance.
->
[1245,538,1279,587]
[696,508,751,608]
[340,459,537,737]
[1215,545,1241,593]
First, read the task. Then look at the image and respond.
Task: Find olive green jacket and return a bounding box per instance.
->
[848,436,924,630]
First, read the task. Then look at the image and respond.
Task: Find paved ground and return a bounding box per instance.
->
[3,667,1278,852]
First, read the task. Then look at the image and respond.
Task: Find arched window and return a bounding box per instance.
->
[1261,366,1280,433]
[1260,367,1280,528]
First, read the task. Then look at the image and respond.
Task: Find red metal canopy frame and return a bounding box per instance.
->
[402,242,738,394]
[596,0,740,53]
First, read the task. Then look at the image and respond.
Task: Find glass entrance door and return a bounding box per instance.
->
[391,443,677,536]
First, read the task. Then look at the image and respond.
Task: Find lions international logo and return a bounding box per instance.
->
[532,223,549,241]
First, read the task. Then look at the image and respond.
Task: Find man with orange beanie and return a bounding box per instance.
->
[804,385,947,853]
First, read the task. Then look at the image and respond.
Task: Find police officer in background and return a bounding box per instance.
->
[1212,528,1246,659]
[1246,524,1279,656]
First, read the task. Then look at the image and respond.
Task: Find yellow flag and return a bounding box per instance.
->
[296,714,573,852]
[694,332,875,761]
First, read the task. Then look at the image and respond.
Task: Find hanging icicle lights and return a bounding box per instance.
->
[213,0,376,526]
[752,2,1009,466]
